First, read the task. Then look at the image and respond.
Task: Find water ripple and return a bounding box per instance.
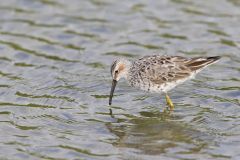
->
[0,40,79,62]
[15,91,76,103]
[0,31,85,51]
[0,102,56,108]
[115,41,163,50]
[0,0,239,159]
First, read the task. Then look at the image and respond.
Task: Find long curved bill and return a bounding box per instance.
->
[109,80,117,105]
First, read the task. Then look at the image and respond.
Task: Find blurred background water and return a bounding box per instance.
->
[0,0,239,159]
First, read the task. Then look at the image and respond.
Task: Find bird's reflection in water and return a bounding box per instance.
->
[106,109,214,156]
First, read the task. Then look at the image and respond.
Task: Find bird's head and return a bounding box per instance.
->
[109,58,131,105]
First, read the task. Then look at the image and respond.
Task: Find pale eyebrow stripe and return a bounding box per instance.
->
[110,60,117,74]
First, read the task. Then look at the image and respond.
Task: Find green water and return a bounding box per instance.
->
[0,0,239,159]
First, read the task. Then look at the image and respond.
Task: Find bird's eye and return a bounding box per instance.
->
[115,70,119,74]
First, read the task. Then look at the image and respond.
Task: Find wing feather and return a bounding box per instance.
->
[146,56,192,84]
[132,55,220,86]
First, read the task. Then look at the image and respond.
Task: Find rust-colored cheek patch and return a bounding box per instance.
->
[114,64,125,79]
[119,64,125,72]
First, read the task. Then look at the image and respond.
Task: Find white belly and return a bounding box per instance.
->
[133,72,196,93]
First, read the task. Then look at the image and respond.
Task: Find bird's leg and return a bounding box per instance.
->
[165,93,174,111]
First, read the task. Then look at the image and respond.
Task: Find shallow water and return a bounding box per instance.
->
[0,0,239,159]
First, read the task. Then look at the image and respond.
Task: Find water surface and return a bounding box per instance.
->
[0,0,240,159]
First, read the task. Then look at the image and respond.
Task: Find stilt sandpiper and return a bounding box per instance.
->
[109,55,221,111]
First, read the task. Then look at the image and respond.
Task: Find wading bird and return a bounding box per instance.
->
[109,55,221,111]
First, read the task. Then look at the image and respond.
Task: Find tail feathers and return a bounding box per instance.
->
[186,56,221,71]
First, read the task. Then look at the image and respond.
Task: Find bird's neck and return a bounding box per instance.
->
[123,60,132,80]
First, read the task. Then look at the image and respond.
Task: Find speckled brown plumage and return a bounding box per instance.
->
[109,55,221,107]
[127,55,220,93]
